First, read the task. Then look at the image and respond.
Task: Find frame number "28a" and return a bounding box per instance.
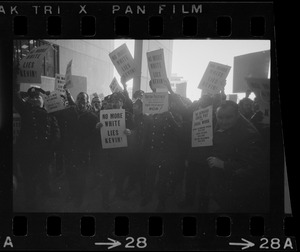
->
[260,238,294,250]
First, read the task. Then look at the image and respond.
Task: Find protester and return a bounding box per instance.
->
[178,93,215,211]
[52,91,76,178]
[57,92,99,208]
[91,94,102,118]
[12,44,270,214]
[95,78,133,210]
[13,67,60,211]
[126,98,149,197]
[193,100,267,212]
[238,97,254,120]
[139,79,186,212]
[132,90,145,102]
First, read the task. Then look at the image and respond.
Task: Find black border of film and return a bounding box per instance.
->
[0,1,296,251]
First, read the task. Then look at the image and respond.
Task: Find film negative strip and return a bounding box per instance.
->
[0,1,296,251]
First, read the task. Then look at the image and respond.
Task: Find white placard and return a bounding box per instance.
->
[142,92,169,115]
[55,74,66,95]
[44,91,65,113]
[226,94,238,103]
[64,60,73,89]
[191,105,213,147]
[233,50,270,93]
[109,44,137,82]
[100,109,128,149]
[198,61,231,95]
[109,77,123,93]
[147,49,168,90]
[41,76,55,92]
[18,45,51,83]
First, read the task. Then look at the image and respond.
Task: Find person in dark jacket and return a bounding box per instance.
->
[52,91,74,178]
[58,91,99,208]
[13,84,60,211]
[139,79,185,212]
[182,100,268,212]
[96,89,133,210]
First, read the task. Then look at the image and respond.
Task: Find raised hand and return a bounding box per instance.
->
[207,156,224,169]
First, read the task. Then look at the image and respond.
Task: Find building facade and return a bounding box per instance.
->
[46,40,115,97]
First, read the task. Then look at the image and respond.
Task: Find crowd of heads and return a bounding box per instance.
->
[25,82,266,134]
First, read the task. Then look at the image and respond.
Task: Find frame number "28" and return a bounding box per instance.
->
[125,237,147,249]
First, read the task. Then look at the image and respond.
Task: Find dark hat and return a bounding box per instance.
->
[27,86,42,98]
[133,90,144,100]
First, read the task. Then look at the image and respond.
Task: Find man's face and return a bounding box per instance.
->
[92,100,101,111]
[102,100,113,110]
[216,106,239,130]
[111,99,123,109]
[28,95,44,108]
[76,93,88,111]
[133,101,142,115]
[242,100,253,113]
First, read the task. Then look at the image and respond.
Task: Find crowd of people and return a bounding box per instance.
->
[13,67,270,213]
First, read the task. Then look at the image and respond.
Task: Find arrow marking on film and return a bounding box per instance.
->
[95,238,122,250]
[229,238,255,250]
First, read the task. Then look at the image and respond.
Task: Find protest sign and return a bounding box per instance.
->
[18,45,51,84]
[64,60,73,89]
[67,75,87,101]
[198,61,231,95]
[41,76,55,92]
[44,91,65,113]
[191,105,213,147]
[55,74,66,95]
[226,94,238,103]
[109,77,123,93]
[245,77,270,124]
[100,109,128,149]
[98,93,105,100]
[233,50,270,93]
[147,49,168,90]
[109,44,137,82]
[142,92,169,115]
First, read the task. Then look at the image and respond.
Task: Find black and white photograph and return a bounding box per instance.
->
[12,39,271,213]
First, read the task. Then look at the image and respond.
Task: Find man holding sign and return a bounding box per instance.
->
[181,100,268,212]
[54,91,99,208]
[96,92,133,209]
[140,78,188,211]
